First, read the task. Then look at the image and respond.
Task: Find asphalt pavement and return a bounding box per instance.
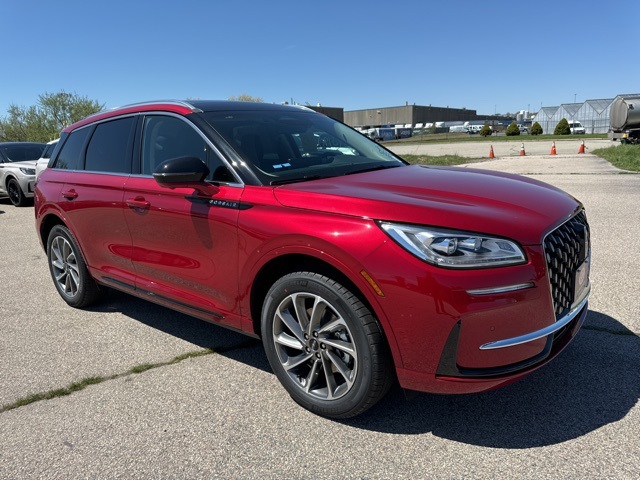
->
[0,149,638,479]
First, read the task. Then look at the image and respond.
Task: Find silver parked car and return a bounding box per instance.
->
[0,142,46,206]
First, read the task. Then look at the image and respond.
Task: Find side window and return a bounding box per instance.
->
[54,128,92,170]
[141,116,208,176]
[41,143,55,159]
[85,117,135,174]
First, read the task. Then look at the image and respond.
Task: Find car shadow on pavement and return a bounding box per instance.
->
[88,289,267,369]
[89,294,639,448]
[346,309,639,447]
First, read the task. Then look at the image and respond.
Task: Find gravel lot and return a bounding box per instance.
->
[0,149,638,479]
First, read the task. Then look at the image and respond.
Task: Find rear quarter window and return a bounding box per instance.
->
[85,117,135,174]
[53,128,92,170]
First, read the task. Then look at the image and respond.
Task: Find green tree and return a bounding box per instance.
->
[0,91,103,142]
[554,118,571,135]
[530,121,543,135]
[228,94,263,102]
[479,124,492,137]
[506,122,520,136]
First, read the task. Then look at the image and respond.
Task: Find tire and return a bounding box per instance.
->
[261,272,393,419]
[7,178,28,207]
[46,225,104,308]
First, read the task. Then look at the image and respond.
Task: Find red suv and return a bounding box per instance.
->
[35,101,591,418]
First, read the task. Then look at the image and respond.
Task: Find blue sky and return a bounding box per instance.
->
[1,0,637,116]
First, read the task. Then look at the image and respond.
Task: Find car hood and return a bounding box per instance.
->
[272,165,581,245]
[4,160,37,168]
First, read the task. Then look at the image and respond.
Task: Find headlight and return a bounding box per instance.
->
[379,222,526,268]
[19,167,36,175]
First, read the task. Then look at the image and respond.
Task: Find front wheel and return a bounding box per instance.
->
[262,272,393,419]
[7,178,28,206]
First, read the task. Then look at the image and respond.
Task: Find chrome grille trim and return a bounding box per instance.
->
[543,211,590,319]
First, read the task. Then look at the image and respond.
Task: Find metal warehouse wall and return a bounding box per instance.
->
[308,106,344,122]
[345,106,413,127]
[344,105,478,127]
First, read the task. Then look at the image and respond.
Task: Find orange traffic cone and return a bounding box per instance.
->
[550,141,557,155]
[519,143,526,156]
[489,145,495,158]
[578,141,585,154]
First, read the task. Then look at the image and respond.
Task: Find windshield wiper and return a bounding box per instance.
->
[270,175,324,186]
[343,164,402,176]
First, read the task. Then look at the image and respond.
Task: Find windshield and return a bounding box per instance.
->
[0,144,45,162]
[203,108,406,185]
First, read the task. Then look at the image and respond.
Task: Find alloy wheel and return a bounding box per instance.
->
[7,180,21,205]
[272,292,358,400]
[50,235,80,298]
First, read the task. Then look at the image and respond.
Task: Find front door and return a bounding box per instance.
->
[123,114,243,329]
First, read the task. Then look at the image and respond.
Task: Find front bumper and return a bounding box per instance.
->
[22,177,36,197]
[363,230,589,395]
[436,294,588,379]
[394,300,588,394]
[480,288,589,350]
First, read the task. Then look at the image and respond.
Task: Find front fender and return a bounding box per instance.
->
[237,221,402,369]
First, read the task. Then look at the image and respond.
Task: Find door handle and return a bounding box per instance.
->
[126,197,150,210]
[62,190,78,200]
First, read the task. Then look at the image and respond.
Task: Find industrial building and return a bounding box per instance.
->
[344,104,480,128]
[313,93,640,136]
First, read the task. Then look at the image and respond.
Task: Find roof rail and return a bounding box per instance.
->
[112,100,202,113]
[61,100,203,133]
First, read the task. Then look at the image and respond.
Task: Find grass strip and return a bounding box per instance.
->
[402,154,482,166]
[0,349,215,414]
[592,145,640,172]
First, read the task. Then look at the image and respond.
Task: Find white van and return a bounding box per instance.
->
[568,121,586,134]
[466,125,485,134]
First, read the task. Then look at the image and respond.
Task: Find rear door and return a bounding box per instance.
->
[51,116,137,288]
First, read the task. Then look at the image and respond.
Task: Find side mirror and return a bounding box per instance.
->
[153,157,218,195]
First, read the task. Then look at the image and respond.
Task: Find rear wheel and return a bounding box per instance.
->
[47,225,104,307]
[7,179,28,207]
[262,272,393,418]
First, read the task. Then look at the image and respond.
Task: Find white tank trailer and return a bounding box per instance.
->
[609,95,640,143]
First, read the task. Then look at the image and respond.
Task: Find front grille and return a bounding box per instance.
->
[543,211,590,319]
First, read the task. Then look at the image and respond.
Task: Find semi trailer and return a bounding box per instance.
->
[609,95,640,144]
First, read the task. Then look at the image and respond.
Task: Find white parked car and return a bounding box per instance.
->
[0,142,46,206]
[35,139,59,180]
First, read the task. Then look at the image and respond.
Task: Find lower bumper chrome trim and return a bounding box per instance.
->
[467,282,534,295]
[479,290,590,350]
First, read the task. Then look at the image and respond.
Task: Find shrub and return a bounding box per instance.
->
[479,124,492,137]
[530,122,543,135]
[554,118,571,135]
[506,122,520,136]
